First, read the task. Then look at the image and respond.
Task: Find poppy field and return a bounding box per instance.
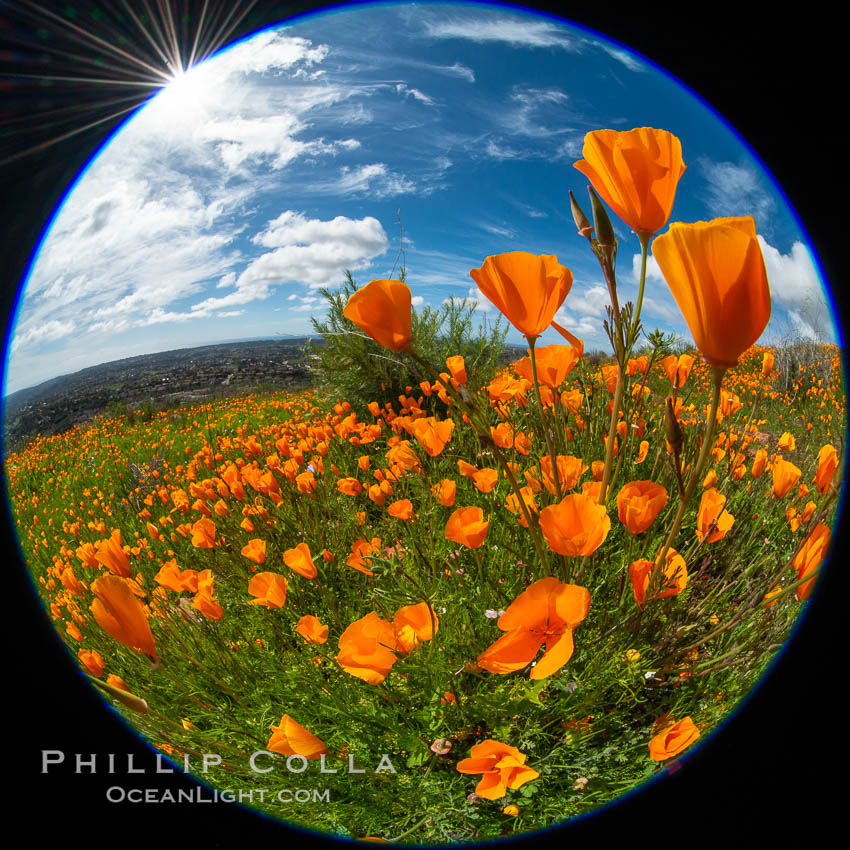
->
[5,128,845,844]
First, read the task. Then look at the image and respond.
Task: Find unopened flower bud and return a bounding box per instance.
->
[588,185,616,251]
[89,674,149,714]
[665,396,683,454]
[569,190,593,239]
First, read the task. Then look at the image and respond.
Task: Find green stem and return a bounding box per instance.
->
[630,232,651,352]
[656,367,725,566]
[528,338,562,499]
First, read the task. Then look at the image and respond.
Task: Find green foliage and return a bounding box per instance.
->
[307,271,508,414]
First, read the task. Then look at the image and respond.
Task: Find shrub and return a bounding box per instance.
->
[307,271,507,414]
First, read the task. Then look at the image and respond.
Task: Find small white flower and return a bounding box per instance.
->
[563,681,578,694]
[645,671,657,680]
[484,609,500,619]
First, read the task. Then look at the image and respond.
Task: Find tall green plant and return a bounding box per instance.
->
[307,271,507,414]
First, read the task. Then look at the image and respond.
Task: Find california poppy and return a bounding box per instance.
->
[661,353,696,389]
[247,572,288,609]
[617,480,668,535]
[538,492,611,556]
[793,521,831,601]
[696,489,734,542]
[296,615,329,645]
[336,611,398,684]
[648,716,700,761]
[283,543,318,579]
[456,739,539,800]
[393,602,439,654]
[267,715,328,760]
[78,648,105,677]
[445,506,490,549]
[91,574,157,661]
[95,529,132,577]
[477,577,590,679]
[346,537,382,576]
[652,217,770,369]
[513,344,580,389]
[388,498,414,521]
[573,127,686,235]
[411,417,455,457]
[815,444,838,495]
[629,548,688,607]
[343,279,412,351]
[190,517,216,549]
[469,252,572,341]
[431,478,456,507]
[772,457,802,499]
[241,538,267,566]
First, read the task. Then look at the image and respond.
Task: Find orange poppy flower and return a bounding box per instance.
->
[539,455,587,495]
[696,489,734,542]
[336,611,399,684]
[431,478,456,507]
[90,574,157,661]
[636,440,650,464]
[247,572,288,609]
[393,602,439,654]
[648,716,700,761]
[751,449,768,479]
[762,351,775,377]
[190,517,216,549]
[296,615,329,645]
[445,506,490,549]
[652,217,770,369]
[456,739,539,800]
[337,477,363,497]
[241,538,267,565]
[193,588,224,621]
[154,559,198,593]
[94,529,132,577]
[469,252,573,341]
[538,492,611,556]
[477,577,590,679]
[629,548,688,607]
[661,353,696,388]
[505,486,538,528]
[617,480,668,535]
[772,457,802,499]
[793,521,831,601]
[513,344,580,389]
[388,499,414,521]
[346,537,382,576]
[573,127,686,235]
[410,417,455,457]
[815,444,838,495]
[343,279,412,352]
[446,355,467,385]
[267,715,328,760]
[78,648,105,677]
[472,468,499,494]
[283,543,318,579]
[777,432,796,452]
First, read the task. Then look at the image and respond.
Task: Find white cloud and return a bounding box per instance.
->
[190,211,388,314]
[411,295,425,307]
[699,159,775,228]
[10,319,76,352]
[395,84,436,106]
[596,43,646,72]
[759,237,831,340]
[424,17,578,50]
[319,163,417,198]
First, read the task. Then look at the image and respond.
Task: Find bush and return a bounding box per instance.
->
[307,271,508,415]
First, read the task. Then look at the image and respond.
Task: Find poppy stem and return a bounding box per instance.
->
[598,361,625,505]
[528,337,563,499]
[655,368,725,566]
[630,232,652,347]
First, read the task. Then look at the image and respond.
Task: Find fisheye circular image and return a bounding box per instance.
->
[3,1,844,844]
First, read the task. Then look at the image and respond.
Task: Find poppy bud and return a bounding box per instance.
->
[664,397,683,454]
[569,189,593,239]
[588,185,616,254]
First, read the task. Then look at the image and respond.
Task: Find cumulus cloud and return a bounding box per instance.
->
[189,211,388,315]
[444,287,493,312]
[759,237,831,340]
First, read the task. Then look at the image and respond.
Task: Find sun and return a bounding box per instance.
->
[150,62,217,122]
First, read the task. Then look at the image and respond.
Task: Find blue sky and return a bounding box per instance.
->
[3,2,832,394]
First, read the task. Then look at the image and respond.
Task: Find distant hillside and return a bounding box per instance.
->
[2,338,320,453]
